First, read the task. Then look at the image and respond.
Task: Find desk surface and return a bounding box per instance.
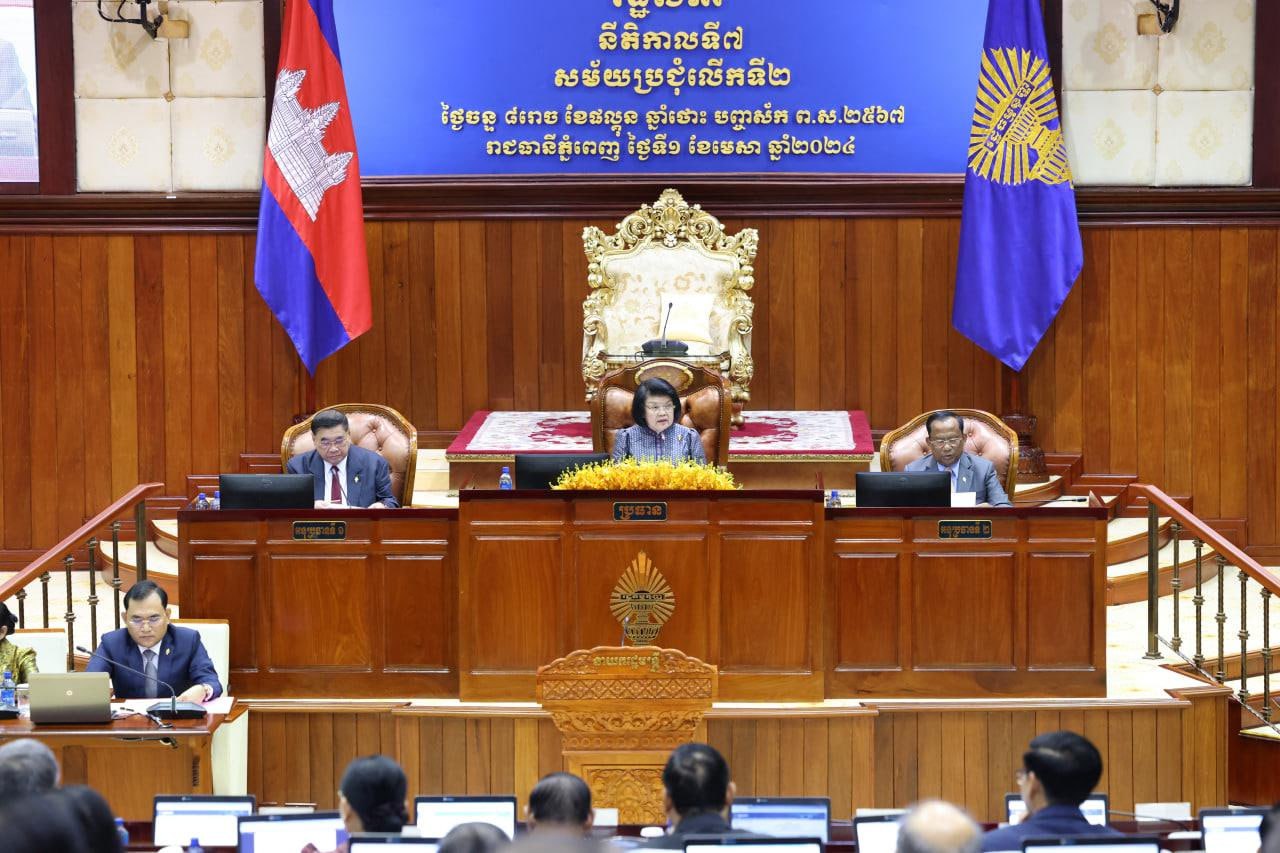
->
[0,711,224,738]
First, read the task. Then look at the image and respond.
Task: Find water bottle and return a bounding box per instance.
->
[828,489,841,508]
[498,466,514,490]
[188,837,205,853]
[196,492,210,510]
[210,490,221,510]
[115,817,129,848]
[0,671,15,709]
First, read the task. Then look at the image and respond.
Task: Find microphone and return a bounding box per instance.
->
[641,301,689,356]
[660,301,673,346]
[77,645,207,720]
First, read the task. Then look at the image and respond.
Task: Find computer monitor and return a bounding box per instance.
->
[1200,807,1269,853]
[684,840,823,853]
[1021,837,1160,853]
[854,472,952,508]
[237,811,347,853]
[219,473,315,510]
[348,838,440,852]
[414,795,518,840]
[731,797,831,843]
[154,795,255,847]
[513,453,610,489]
[854,813,902,853]
[1005,793,1109,827]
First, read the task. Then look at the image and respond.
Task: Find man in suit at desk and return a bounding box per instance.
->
[904,411,1012,507]
[87,580,221,703]
[287,409,399,509]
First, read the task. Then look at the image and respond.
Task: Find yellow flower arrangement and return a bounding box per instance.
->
[552,458,739,490]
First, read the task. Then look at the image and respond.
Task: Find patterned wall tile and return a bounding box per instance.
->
[1062,0,1158,90]
[168,0,266,98]
[171,97,265,190]
[1063,90,1157,185]
[72,0,169,98]
[1157,0,1255,91]
[1154,90,1252,186]
[76,98,171,191]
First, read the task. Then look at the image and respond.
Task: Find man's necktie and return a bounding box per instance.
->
[330,466,342,502]
[143,649,158,699]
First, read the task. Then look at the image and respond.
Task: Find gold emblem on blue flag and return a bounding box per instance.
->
[968,47,1071,186]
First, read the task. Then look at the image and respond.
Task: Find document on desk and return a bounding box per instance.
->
[950,491,977,508]
[115,695,234,715]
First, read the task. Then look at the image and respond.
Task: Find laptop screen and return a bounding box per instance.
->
[685,841,823,853]
[349,840,440,852]
[1023,841,1159,853]
[237,812,347,853]
[414,796,517,840]
[732,798,830,843]
[1201,809,1267,853]
[1006,794,1109,826]
[154,796,255,847]
[854,815,901,853]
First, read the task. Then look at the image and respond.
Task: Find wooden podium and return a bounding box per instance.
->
[537,646,716,825]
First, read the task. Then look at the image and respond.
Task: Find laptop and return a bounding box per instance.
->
[854,814,902,853]
[1199,807,1269,853]
[1021,837,1160,853]
[349,839,440,852]
[414,795,517,840]
[28,672,112,724]
[237,811,347,853]
[154,795,256,847]
[684,839,823,853]
[1005,793,1109,827]
[731,797,831,843]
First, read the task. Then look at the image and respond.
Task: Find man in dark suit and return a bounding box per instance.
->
[641,743,760,849]
[286,409,399,509]
[981,731,1121,851]
[86,580,221,703]
[904,410,1011,507]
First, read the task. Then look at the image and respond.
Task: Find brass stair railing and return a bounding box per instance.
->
[1136,484,1279,730]
[0,483,164,671]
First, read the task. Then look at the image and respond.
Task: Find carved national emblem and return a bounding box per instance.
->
[268,68,354,221]
[610,552,675,646]
[967,48,1071,187]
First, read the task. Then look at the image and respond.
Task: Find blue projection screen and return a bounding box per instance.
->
[332,0,989,176]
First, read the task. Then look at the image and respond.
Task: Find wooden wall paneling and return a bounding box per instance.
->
[382,221,413,418]
[537,219,566,411]
[1023,294,1056,453]
[432,221,464,429]
[1218,229,1249,519]
[307,712,336,806]
[962,714,989,820]
[215,235,246,476]
[285,710,311,803]
[779,718,804,795]
[1190,229,1221,517]
[938,712,966,807]
[767,219,796,411]
[512,718,539,806]
[1107,229,1139,473]
[1247,229,1278,544]
[358,222,388,407]
[161,235,193,494]
[985,711,1013,823]
[408,221,440,427]
[536,717,564,778]
[1080,228,1111,470]
[1106,710,1134,812]
[892,713,918,805]
[792,219,821,411]
[919,222,951,414]
[942,232,975,426]
[509,221,540,410]
[755,717,781,797]
[269,309,301,442]
[1,237,32,548]
[1162,229,1194,496]
[188,236,220,479]
[868,219,899,426]
[560,221,586,414]
[241,235,276,459]
[844,220,868,413]
[826,716,855,817]
[465,718,492,794]
[1083,709,1110,799]
[915,711,942,801]
[1130,708,1159,807]
[459,222,489,420]
[484,221,514,412]
[817,219,846,410]
[896,220,924,422]
[803,718,828,796]
[28,235,57,545]
[1135,230,1166,487]
[1052,269,1084,453]
[79,235,111,513]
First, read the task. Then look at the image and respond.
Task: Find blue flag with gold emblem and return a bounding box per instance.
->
[953,0,1083,372]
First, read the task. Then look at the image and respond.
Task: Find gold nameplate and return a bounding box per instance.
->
[613,501,668,521]
[293,521,347,541]
[610,551,675,646]
[938,520,992,539]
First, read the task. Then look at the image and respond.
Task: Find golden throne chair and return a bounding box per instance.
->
[581,189,758,423]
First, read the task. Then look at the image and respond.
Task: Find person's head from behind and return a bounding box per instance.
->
[310,409,352,467]
[121,579,170,650]
[661,742,734,825]
[0,785,119,853]
[58,785,122,853]
[527,771,593,835]
[1018,730,1103,813]
[0,601,17,642]
[1260,802,1280,853]
[633,378,682,433]
[438,821,511,853]
[0,738,60,797]
[925,411,967,468]
[896,800,981,853]
[338,755,408,834]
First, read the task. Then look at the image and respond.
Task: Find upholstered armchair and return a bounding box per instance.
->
[280,403,418,507]
[592,360,732,467]
[581,189,758,419]
[879,408,1020,499]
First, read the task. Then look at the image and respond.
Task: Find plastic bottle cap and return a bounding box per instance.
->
[501,466,510,473]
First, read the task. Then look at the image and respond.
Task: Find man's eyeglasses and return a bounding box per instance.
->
[927,437,964,448]
[318,437,348,449]
[645,403,676,413]
[127,615,165,628]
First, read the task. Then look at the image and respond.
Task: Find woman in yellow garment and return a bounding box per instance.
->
[0,603,37,683]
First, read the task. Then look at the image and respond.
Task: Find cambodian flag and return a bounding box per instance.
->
[953,0,1083,372]
[254,0,370,373]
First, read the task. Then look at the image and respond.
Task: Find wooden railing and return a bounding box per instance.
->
[0,483,165,671]
[1135,484,1279,727]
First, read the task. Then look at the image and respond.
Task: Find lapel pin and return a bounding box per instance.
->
[165,647,171,656]
[354,475,360,484]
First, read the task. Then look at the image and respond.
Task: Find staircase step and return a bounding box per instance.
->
[1106,516,1173,564]
[152,518,179,559]
[410,490,459,509]
[96,540,181,605]
[1106,538,1219,605]
[1012,475,1063,502]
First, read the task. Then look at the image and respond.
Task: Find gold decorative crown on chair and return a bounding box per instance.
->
[581,189,759,414]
